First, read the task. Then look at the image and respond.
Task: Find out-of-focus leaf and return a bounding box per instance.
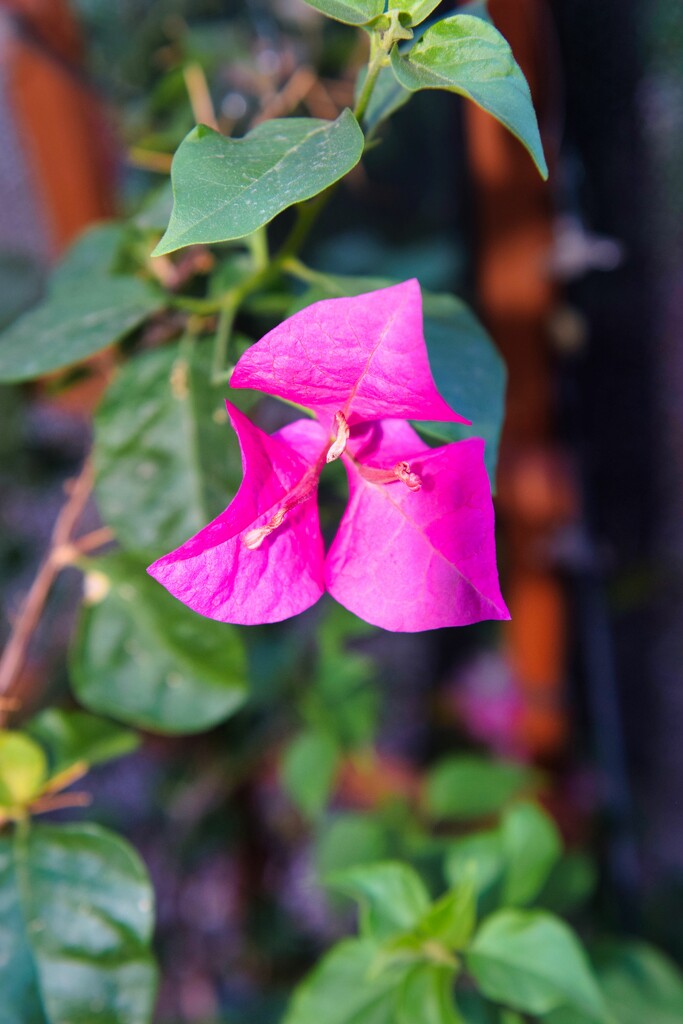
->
[0,733,47,809]
[281,730,340,819]
[284,938,407,1024]
[398,964,463,1024]
[70,554,247,734]
[0,224,162,383]
[425,757,535,821]
[537,852,597,915]
[326,861,430,940]
[25,709,139,776]
[94,339,246,558]
[153,112,364,254]
[415,881,476,950]
[592,941,683,1024]
[500,801,562,906]
[445,829,505,898]
[391,15,547,178]
[300,0,384,25]
[466,910,606,1020]
[0,823,157,1024]
[315,813,388,879]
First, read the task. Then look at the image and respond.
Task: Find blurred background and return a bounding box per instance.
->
[0,0,681,1020]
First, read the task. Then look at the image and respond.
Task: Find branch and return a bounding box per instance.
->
[0,460,99,724]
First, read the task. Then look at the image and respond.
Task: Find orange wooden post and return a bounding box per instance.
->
[465,0,576,759]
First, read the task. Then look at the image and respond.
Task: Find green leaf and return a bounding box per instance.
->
[0,733,47,809]
[154,111,364,255]
[281,730,340,819]
[500,801,562,906]
[420,292,506,485]
[445,829,505,898]
[592,941,683,1024]
[70,553,247,734]
[300,0,384,26]
[538,852,597,915]
[355,65,411,132]
[398,964,462,1024]
[326,862,430,940]
[425,757,535,822]
[391,15,548,178]
[25,710,139,777]
[388,0,443,27]
[0,823,156,1024]
[0,225,162,383]
[314,814,388,878]
[416,883,476,950]
[283,938,406,1024]
[466,909,607,1021]
[94,339,245,558]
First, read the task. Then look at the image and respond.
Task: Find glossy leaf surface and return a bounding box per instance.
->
[391,15,547,178]
[71,554,247,733]
[0,823,156,1024]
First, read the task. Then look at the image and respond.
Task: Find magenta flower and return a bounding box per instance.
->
[148,280,509,631]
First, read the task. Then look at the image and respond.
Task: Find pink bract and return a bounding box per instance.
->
[148,280,510,632]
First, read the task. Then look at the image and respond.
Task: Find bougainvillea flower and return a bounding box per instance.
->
[148,280,510,632]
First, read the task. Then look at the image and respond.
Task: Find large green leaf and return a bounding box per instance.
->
[326,862,430,941]
[500,801,562,907]
[94,339,245,558]
[388,0,443,27]
[391,15,547,178]
[425,757,535,822]
[300,0,384,26]
[466,910,606,1021]
[70,554,247,733]
[0,225,163,383]
[0,823,156,1024]
[153,111,364,255]
[25,710,139,777]
[283,938,407,1024]
[420,292,505,485]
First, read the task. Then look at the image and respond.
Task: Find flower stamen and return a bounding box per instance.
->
[325,411,350,463]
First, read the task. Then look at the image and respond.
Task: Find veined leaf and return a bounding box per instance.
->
[391,15,547,178]
[0,225,162,383]
[300,0,385,25]
[154,111,364,255]
[70,554,248,734]
[0,823,157,1024]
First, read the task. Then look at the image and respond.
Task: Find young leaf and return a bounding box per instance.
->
[466,909,607,1021]
[500,801,562,906]
[0,732,47,809]
[445,829,505,898]
[281,730,340,819]
[0,823,157,1024]
[390,15,548,178]
[0,225,163,383]
[153,111,364,255]
[425,756,535,821]
[283,938,407,1024]
[94,339,246,558]
[398,964,463,1024]
[300,0,384,26]
[326,861,431,940]
[70,554,248,734]
[388,1,443,28]
[25,709,139,777]
[415,882,476,951]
